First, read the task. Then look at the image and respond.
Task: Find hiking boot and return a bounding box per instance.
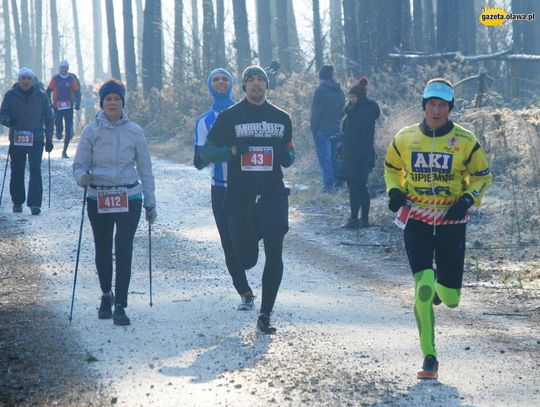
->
[257,313,276,335]
[342,218,360,229]
[30,206,41,215]
[359,220,370,228]
[113,304,131,326]
[55,133,63,140]
[62,150,69,159]
[237,293,256,311]
[417,355,439,380]
[98,292,114,319]
[12,204,22,213]
[432,292,442,306]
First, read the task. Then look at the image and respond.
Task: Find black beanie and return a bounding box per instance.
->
[319,65,334,80]
[241,66,268,91]
[99,79,126,108]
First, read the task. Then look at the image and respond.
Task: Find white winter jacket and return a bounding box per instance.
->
[73,111,156,207]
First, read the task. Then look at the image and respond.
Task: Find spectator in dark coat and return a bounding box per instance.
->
[337,77,380,229]
[310,65,345,192]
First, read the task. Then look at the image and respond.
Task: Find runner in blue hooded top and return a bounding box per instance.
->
[193,68,254,311]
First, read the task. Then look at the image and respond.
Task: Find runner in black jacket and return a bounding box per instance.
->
[201,66,295,334]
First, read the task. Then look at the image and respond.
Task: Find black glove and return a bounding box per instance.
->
[7,117,17,127]
[193,150,208,170]
[232,139,249,156]
[443,194,474,220]
[388,188,406,212]
[45,141,54,152]
[275,146,294,168]
[74,104,80,110]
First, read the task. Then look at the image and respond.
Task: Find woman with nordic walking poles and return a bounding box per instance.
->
[73,79,156,326]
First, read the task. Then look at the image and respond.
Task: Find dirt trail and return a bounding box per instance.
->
[0,139,539,406]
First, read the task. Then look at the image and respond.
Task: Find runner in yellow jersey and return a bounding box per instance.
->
[384,78,492,380]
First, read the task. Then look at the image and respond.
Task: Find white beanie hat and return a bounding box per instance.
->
[18,67,34,79]
[58,59,69,69]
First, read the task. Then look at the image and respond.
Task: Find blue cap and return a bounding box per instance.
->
[423,81,454,102]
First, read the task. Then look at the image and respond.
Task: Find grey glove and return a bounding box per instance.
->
[145,207,157,224]
[79,173,92,187]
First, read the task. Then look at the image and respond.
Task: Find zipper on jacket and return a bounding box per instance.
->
[430,130,437,236]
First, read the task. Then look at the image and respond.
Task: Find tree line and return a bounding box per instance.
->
[0,0,538,100]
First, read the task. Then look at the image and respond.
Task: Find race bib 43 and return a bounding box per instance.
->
[241,146,273,171]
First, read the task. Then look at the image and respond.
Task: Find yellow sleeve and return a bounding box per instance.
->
[384,137,406,194]
[463,141,492,206]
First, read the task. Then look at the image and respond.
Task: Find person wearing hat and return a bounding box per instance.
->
[384,78,492,379]
[264,60,280,90]
[310,64,345,192]
[73,79,156,326]
[337,77,380,229]
[0,67,54,215]
[201,65,295,334]
[194,68,254,311]
[46,59,81,158]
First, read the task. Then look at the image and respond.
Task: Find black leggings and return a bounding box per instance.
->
[87,198,142,307]
[211,186,251,295]
[227,190,289,315]
[347,174,370,221]
[404,219,466,289]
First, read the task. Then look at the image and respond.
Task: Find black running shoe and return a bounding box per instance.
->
[98,292,114,319]
[30,206,41,215]
[257,313,276,335]
[342,218,360,229]
[113,304,131,326]
[13,204,22,213]
[432,292,442,306]
[62,150,69,159]
[417,355,439,380]
[237,293,256,311]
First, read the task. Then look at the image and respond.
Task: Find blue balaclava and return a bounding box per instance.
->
[207,68,234,112]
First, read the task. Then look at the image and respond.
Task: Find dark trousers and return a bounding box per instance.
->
[404,219,467,289]
[211,185,251,295]
[227,189,289,315]
[87,198,142,307]
[54,108,74,150]
[347,171,370,222]
[9,142,44,208]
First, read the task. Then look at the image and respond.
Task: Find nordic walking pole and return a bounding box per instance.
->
[69,186,87,322]
[0,150,8,207]
[149,221,153,307]
[48,152,51,208]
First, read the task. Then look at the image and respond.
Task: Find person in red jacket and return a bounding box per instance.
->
[46,60,81,158]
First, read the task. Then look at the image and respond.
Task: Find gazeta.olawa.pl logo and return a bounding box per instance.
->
[479,6,535,26]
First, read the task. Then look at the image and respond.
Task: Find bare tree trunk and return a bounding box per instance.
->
[256,0,272,67]
[215,0,225,68]
[34,0,42,79]
[10,0,24,68]
[457,0,476,55]
[312,0,323,71]
[286,0,302,71]
[105,0,121,79]
[2,0,12,79]
[329,0,344,77]
[191,0,201,78]
[135,0,143,77]
[343,0,358,76]
[142,0,162,94]
[123,0,137,92]
[92,0,104,81]
[356,0,373,76]
[275,0,290,73]
[233,0,251,74]
[202,0,216,75]
[20,0,30,63]
[401,0,411,51]
[422,0,435,52]
[71,0,85,84]
[436,0,458,52]
[173,0,185,84]
[413,0,423,51]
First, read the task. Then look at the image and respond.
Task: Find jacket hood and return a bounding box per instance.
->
[11,83,39,97]
[207,68,235,113]
[95,110,130,128]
